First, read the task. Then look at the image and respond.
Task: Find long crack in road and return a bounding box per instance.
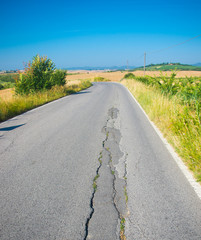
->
[84,107,129,240]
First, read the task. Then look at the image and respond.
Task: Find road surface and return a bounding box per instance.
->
[0,82,201,240]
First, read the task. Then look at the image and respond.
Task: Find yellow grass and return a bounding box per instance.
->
[1,70,201,102]
[67,71,125,82]
[130,70,201,78]
[66,70,201,82]
[0,88,14,101]
[0,78,92,102]
[122,79,201,182]
[66,79,81,86]
[0,81,92,122]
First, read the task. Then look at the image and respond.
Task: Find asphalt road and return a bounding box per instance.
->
[0,82,201,240]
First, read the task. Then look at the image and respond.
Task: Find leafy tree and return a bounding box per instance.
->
[15,55,67,94]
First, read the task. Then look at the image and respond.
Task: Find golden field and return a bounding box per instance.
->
[67,70,201,82]
[1,70,201,100]
[0,88,14,101]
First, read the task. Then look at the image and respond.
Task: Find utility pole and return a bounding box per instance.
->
[144,52,146,76]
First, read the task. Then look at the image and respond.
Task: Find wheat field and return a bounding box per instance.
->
[1,70,201,100]
[67,70,201,82]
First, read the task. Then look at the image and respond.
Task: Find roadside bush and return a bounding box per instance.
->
[52,69,67,86]
[124,73,135,79]
[15,55,67,94]
[135,76,151,85]
[132,71,201,123]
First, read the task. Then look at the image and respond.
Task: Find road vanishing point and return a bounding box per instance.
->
[0,82,201,240]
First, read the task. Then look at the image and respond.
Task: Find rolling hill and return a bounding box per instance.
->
[134,63,201,71]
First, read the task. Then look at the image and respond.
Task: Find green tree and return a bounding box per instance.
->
[15,55,67,94]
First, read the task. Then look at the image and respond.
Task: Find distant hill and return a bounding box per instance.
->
[63,63,201,71]
[63,66,136,71]
[193,63,201,67]
[133,63,201,71]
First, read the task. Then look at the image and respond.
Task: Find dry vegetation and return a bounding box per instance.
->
[122,78,201,182]
[0,88,14,101]
[67,70,201,82]
[67,71,125,82]
[1,70,201,101]
[1,70,201,103]
[0,80,91,122]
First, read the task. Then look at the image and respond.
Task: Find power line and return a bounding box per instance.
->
[148,34,201,55]
[132,34,201,70]
[142,34,201,73]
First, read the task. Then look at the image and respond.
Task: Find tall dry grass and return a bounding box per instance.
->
[122,79,201,182]
[0,88,14,101]
[0,81,91,122]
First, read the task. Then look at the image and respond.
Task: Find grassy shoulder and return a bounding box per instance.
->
[122,78,201,182]
[0,80,92,123]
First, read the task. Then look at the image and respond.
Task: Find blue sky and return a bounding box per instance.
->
[1,0,201,69]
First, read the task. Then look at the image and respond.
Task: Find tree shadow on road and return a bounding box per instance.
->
[0,124,26,132]
[72,91,91,95]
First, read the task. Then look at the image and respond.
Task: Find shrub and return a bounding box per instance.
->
[124,73,135,79]
[52,69,67,86]
[132,71,201,123]
[15,55,67,94]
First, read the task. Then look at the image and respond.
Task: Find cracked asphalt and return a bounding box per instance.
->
[1,82,201,240]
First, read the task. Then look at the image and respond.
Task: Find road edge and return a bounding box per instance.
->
[121,83,201,201]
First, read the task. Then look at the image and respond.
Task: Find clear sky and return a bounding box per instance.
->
[1,0,201,70]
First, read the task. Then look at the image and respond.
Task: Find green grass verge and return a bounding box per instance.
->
[0,80,92,123]
[122,79,201,182]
